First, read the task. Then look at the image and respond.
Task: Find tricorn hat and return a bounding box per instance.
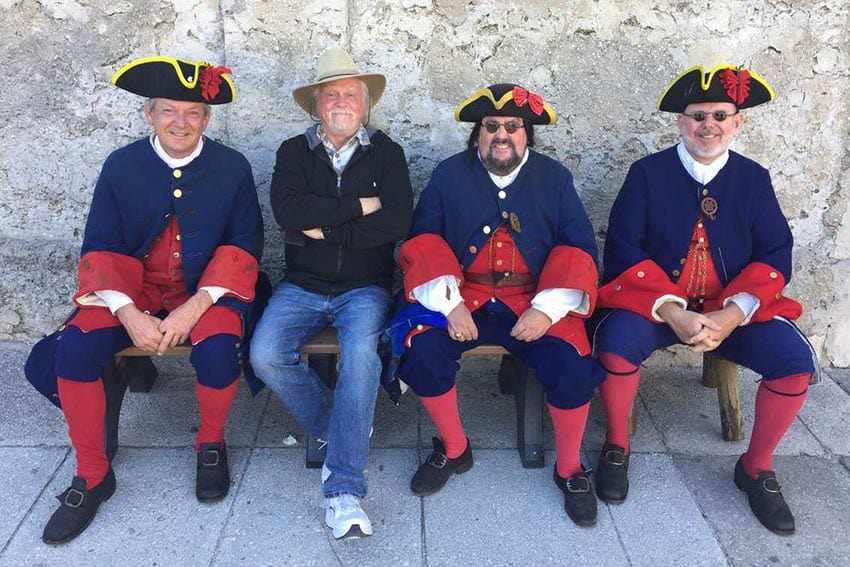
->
[292,48,386,114]
[454,83,556,125]
[657,64,774,113]
[111,56,235,104]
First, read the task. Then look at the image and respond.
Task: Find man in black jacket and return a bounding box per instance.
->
[250,48,412,539]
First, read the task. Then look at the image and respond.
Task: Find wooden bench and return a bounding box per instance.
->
[628,352,743,441]
[101,328,547,468]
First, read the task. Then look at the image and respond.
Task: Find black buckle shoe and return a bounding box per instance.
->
[42,468,116,544]
[410,437,473,496]
[553,466,597,527]
[596,443,630,503]
[196,443,230,502]
[734,457,795,534]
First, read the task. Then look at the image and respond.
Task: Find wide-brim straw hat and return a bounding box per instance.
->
[292,48,386,114]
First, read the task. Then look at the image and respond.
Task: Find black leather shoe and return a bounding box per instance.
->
[196,443,230,502]
[596,443,630,503]
[42,468,116,544]
[410,437,473,496]
[553,466,597,527]
[734,457,795,534]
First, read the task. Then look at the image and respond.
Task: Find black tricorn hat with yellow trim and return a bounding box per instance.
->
[455,83,556,125]
[111,56,235,105]
[657,64,774,113]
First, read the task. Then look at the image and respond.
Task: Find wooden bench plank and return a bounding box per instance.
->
[107,327,544,469]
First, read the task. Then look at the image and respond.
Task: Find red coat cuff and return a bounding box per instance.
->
[74,251,144,305]
[719,262,802,322]
[197,245,259,301]
[598,259,685,321]
[400,234,463,301]
[537,246,598,318]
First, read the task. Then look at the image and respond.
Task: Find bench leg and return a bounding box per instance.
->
[511,358,544,468]
[103,356,131,461]
[125,356,159,393]
[305,353,337,468]
[703,353,744,442]
[497,354,514,395]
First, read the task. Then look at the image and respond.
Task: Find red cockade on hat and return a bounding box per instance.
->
[513,86,544,116]
[719,68,751,106]
[199,65,233,101]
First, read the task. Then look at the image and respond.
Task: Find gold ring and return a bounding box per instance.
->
[454,332,463,338]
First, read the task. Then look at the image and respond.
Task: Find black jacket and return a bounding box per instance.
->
[270,127,413,294]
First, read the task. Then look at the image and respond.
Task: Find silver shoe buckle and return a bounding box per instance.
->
[63,488,86,508]
[566,476,590,493]
[762,477,782,494]
[428,452,447,469]
[201,449,220,467]
[604,450,625,466]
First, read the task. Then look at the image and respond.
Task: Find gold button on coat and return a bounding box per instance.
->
[614,284,622,291]
[501,211,509,219]
[173,252,180,259]
[173,169,182,178]
[769,271,778,279]
[483,226,491,234]
[416,324,424,331]
[498,190,507,199]
[636,270,645,278]
[173,189,183,198]
[672,269,680,277]
[176,234,181,241]
[775,292,782,299]
[469,245,477,254]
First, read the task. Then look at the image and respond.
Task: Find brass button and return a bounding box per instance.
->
[636,270,645,278]
[469,245,478,254]
[697,222,703,229]
[672,269,680,277]
[415,324,424,331]
[173,169,182,178]
[496,259,503,266]
[173,189,183,198]
[496,242,503,248]
[235,342,241,349]
[775,292,781,299]
[483,226,492,235]
[472,300,479,306]
[498,190,507,199]
[173,252,180,259]
[680,258,686,265]
[702,188,708,196]
[176,234,181,241]
[503,271,510,277]
[614,284,622,291]
[698,237,705,243]
[490,298,496,303]
[769,271,778,279]
[58,324,66,331]
[501,211,509,219]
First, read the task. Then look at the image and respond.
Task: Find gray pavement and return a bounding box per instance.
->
[1,340,849,566]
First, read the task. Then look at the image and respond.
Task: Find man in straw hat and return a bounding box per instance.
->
[24,56,264,543]
[391,84,604,526]
[593,64,818,534]
[250,47,412,539]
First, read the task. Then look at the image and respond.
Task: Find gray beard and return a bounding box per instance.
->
[481,146,521,176]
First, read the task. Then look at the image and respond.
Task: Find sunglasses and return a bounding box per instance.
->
[482,120,524,134]
[681,110,738,122]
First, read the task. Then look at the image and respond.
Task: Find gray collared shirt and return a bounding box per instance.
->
[317,124,371,175]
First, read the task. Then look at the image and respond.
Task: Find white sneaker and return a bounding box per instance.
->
[324,494,373,539]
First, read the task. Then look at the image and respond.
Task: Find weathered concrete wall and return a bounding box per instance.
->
[1,0,848,365]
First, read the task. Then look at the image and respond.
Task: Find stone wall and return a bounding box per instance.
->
[1,0,848,366]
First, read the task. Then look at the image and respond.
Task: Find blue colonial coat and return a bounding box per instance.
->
[598,145,802,322]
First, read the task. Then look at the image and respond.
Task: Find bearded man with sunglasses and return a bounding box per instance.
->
[593,65,818,535]
[393,83,604,526]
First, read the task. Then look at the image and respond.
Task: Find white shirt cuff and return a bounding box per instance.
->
[531,288,588,325]
[724,293,760,326]
[651,294,688,322]
[411,275,464,316]
[199,286,229,304]
[89,290,135,315]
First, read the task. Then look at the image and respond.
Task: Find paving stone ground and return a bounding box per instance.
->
[1,342,849,567]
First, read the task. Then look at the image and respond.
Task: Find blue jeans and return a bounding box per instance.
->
[250,282,391,498]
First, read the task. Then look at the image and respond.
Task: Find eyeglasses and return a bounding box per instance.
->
[681,110,738,122]
[482,120,524,134]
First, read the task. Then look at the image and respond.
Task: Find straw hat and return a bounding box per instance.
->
[292,48,386,114]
